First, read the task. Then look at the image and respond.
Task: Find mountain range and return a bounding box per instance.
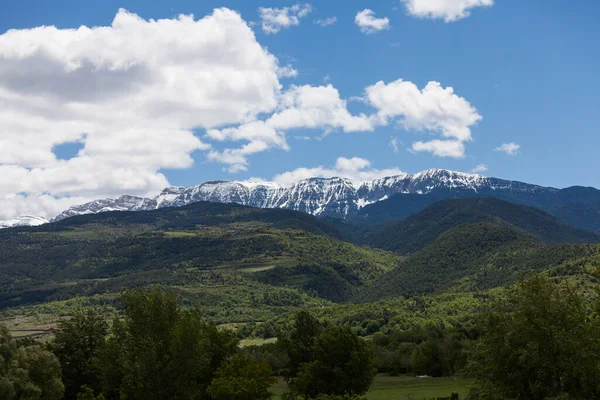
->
[4,169,600,233]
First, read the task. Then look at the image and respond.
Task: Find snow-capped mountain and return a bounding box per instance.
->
[1,168,575,229]
[0,215,49,229]
[41,169,555,223]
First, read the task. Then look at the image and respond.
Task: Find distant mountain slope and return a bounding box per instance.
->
[0,202,400,307]
[547,202,600,235]
[352,184,600,233]
[357,222,600,302]
[362,198,600,255]
[41,200,342,239]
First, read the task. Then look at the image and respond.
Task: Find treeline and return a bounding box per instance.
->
[0,289,376,400]
[3,274,600,399]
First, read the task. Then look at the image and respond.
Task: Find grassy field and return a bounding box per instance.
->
[239,337,278,347]
[270,374,473,399]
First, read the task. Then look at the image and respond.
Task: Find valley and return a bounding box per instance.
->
[2,192,600,399]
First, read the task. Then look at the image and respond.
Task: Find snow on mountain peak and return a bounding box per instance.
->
[0,215,49,229]
[2,168,550,228]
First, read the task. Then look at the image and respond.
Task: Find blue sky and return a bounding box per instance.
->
[1,0,599,219]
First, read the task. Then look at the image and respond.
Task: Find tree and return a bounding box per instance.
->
[468,275,600,400]
[411,338,443,377]
[99,287,239,400]
[293,326,375,398]
[207,354,276,400]
[52,308,109,399]
[281,310,323,381]
[0,325,65,400]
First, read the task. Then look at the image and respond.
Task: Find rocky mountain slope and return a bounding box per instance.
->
[50,169,555,220]
[4,169,600,232]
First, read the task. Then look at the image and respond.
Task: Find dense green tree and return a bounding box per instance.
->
[411,339,443,377]
[281,310,323,381]
[293,326,375,398]
[99,287,239,400]
[207,354,276,400]
[0,325,65,400]
[468,275,600,400]
[52,308,109,399]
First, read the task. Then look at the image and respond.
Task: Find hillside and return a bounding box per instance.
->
[3,196,600,343]
[357,222,600,302]
[0,202,401,313]
[361,198,600,255]
[352,184,600,233]
[547,202,600,234]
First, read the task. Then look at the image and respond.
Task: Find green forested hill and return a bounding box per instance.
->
[19,200,343,238]
[0,202,400,310]
[362,197,600,255]
[547,202,600,234]
[358,221,600,302]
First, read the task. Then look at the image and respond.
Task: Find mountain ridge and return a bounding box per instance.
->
[3,169,600,232]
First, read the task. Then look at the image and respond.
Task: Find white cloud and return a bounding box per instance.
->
[471,163,488,173]
[0,8,284,221]
[367,79,481,158]
[402,0,494,22]
[259,3,312,34]
[272,157,405,186]
[209,78,481,171]
[495,142,521,155]
[366,80,482,142]
[355,9,390,34]
[207,84,374,172]
[389,137,400,153]
[277,65,299,78]
[412,140,466,158]
[315,17,337,27]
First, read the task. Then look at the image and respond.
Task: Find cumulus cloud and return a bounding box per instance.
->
[207,84,374,172]
[272,157,405,186]
[366,80,482,142]
[412,140,466,158]
[471,163,488,173]
[209,76,483,170]
[209,78,481,170]
[259,3,312,34]
[367,79,481,158]
[402,0,494,22]
[0,8,284,221]
[355,9,390,34]
[495,142,521,155]
[315,17,337,27]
